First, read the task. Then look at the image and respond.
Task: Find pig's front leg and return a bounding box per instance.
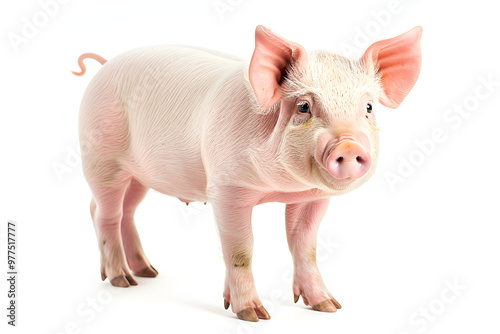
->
[211,187,270,322]
[286,199,342,312]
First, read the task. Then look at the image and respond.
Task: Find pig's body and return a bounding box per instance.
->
[76,26,422,322]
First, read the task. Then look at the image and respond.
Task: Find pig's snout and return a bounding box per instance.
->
[326,141,371,180]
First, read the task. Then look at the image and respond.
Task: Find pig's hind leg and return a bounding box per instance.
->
[89,170,138,287]
[120,178,158,278]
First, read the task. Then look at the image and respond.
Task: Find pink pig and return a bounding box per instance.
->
[74,25,422,321]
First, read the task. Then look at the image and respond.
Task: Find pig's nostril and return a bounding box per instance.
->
[336,156,343,163]
[356,156,362,163]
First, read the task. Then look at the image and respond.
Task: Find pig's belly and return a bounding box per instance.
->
[129,146,208,202]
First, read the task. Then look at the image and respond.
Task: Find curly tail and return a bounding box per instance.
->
[72,53,107,76]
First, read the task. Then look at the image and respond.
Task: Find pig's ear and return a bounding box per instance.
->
[249,26,308,109]
[363,26,423,109]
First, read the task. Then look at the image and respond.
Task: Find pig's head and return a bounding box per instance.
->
[249,26,422,192]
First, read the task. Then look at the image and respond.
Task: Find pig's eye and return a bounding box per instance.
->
[298,102,311,113]
[366,103,373,113]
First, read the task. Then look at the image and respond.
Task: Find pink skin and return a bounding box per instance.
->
[90,177,157,287]
[120,178,157,277]
[75,26,422,321]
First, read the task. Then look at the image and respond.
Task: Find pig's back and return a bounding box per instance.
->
[84,45,247,201]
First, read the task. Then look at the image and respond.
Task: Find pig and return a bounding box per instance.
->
[73,25,422,322]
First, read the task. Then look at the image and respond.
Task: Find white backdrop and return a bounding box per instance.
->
[1,0,499,333]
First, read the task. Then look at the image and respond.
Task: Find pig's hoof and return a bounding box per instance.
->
[133,265,158,277]
[237,308,259,322]
[312,298,341,312]
[224,300,271,321]
[236,305,270,322]
[110,274,138,287]
[331,297,342,309]
[255,305,271,320]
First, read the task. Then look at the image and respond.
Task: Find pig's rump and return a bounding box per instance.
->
[78,46,246,201]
